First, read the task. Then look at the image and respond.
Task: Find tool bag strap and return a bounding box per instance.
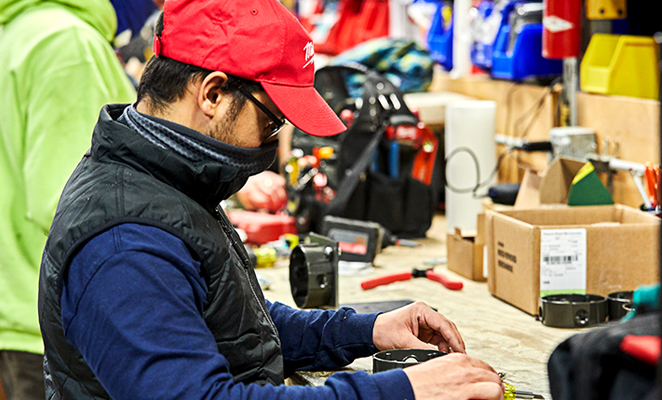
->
[325,124,385,216]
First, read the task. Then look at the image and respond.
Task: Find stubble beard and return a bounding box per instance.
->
[208,99,244,146]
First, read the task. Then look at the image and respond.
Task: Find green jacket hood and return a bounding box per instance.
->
[0,0,117,41]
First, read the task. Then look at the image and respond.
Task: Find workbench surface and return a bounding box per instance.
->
[257,214,579,399]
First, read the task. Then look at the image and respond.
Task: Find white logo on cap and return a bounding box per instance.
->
[303,42,315,69]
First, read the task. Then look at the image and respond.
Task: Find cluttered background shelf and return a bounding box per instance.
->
[429,71,660,208]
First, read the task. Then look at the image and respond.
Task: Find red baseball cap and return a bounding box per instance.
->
[152,0,346,137]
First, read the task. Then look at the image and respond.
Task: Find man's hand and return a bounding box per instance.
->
[372,301,465,354]
[236,171,287,212]
[404,353,504,400]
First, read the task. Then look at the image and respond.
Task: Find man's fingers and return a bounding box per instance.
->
[465,382,504,400]
[404,354,502,400]
[440,354,500,382]
[251,193,271,209]
[423,313,465,354]
[467,356,499,375]
[253,178,287,211]
[274,185,287,202]
[403,337,437,351]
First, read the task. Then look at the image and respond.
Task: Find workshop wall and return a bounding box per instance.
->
[431,72,661,208]
[429,72,558,183]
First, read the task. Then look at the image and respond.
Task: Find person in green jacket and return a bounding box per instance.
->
[0,0,156,398]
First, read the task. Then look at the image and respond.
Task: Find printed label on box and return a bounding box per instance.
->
[540,229,587,297]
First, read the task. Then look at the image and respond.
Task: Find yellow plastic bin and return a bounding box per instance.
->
[580,34,660,100]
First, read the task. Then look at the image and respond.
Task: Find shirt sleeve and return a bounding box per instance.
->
[62,223,414,400]
[266,301,380,375]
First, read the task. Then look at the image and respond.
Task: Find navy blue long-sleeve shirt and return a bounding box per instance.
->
[62,223,414,399]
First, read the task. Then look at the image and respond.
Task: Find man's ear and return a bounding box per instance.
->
[197,71,230,119]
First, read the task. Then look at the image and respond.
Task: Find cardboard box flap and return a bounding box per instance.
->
[539,157,586,205]
[453,227,477,242]
[515,157,587,208]
[475,213,486,246]
[514,169,544,209]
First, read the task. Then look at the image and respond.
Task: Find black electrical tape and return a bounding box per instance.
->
[520,141,554,152]
[539,294,608,328]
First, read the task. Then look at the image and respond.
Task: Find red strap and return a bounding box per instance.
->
[426,271,463,290]
[620,335,661,365]
[361,272,412,290]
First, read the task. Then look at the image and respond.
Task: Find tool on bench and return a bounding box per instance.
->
[321,216,420,264]
[499,372,545,399]
[361,268,463,291]
[373,349,447,372]
[289,233,340,309]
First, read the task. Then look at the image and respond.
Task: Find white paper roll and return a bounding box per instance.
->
[445,101,497,234]
[451,0,472,78]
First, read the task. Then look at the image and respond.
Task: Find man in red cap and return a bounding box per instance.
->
[38,1,503,399]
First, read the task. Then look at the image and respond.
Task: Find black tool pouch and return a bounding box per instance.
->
[548,312,660,400]
[289,65,438,238]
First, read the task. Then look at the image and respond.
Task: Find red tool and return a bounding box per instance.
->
[385,123,438,186]
[644,163,660,208]
[361,268,463,291]
[227,211,297,245]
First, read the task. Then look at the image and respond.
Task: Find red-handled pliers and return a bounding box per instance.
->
[361,268,463,291]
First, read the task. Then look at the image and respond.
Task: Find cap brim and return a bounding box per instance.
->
[262,82,346,137]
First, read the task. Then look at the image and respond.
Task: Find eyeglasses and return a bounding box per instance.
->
[237,85,287,141]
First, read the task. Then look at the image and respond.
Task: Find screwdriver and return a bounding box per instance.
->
[500,373,545,399]
[504,382,544,399]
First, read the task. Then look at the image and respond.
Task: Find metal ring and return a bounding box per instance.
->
[539,294,607,328]
[607,291,633,321]
[372,349,446,373]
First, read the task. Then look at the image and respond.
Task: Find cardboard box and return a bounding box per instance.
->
[514,157,586,209]
[447,214,486,282]
[486,205,660,315]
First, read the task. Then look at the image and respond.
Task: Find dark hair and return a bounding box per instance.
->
[136,12,262,114]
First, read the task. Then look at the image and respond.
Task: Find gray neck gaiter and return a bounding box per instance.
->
[119,104,278,180]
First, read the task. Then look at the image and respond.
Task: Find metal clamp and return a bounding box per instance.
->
[539,294,607,328]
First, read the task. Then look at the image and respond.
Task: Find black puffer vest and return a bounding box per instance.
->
[38,104,284,399]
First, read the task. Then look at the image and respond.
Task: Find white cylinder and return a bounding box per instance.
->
[445,101,497,234]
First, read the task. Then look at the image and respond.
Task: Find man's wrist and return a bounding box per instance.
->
[372,368,416,400]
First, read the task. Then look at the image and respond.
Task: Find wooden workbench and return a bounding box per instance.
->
[257,214,580,399]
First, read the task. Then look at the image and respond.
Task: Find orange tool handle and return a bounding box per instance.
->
[426,271,463,290]
[654,166,661,207]
[361,272,412,290]
[645,163,660,207]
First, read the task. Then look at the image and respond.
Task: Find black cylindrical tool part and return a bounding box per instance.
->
[607,291,633,321]
[539,294,608,328]
[372,349,446,373]
[289,235,339,309]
